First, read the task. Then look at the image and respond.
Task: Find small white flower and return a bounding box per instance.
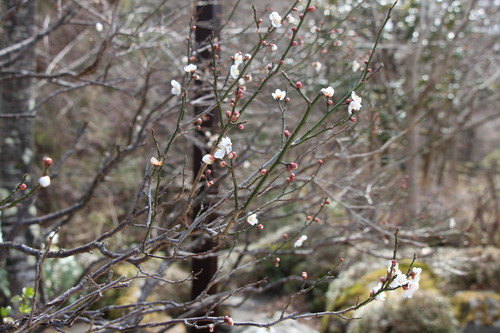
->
[286,15,296,24]
[321,86,335,98]
[312,61,322,72]
[234,53,243,65]
[270,44,278,52]
[404,281,419,298]
[214,137,232,159]
[294,235,308,248]
[410,267,422,282]
[352,60,361,72]
[95,22,104,32]
[184,64,197,73]
[171,80,181,96]
[230,64,240,79]
[39,176,51,188]
[389,272,408,289]
[150,156,163,167]
[371,282,386,301]
[348,91,362,115]
[247,213,258,226]
[272,89,286,100]
[202,154,216,165]
[269,12,282,28]
[244,53,252,61]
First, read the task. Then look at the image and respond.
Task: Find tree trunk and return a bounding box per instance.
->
[189,2,221,332]
[0,0,37,305]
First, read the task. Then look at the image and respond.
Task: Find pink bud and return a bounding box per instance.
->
[274,257,281,267]
[207,180,214,187]
[285,97,291,103]
[318,159,323,164]
[19,183,27,191]
[43,157,53,167]
[191,25,197,31]
[292,41,298,46]
[325,199,330,204]
[224,316,234,326]
[225,110,232,118]
[327,99,333,105]
[260,169,267,175]
[307,6,316,12]
[307,215,312,221]
[295,81,303,89]
[195,118,203,125]
[350,117,357,123]
[302,272,308,280]
[314,217,320,222]
[220,161,227,167]
[257,224,264,230]
[228,152,237,160]
[284,129,291,137]
[238,124,245,130]
[283,233,289,240]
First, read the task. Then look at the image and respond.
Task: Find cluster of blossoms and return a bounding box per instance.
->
[230,52,251,80]
[202,137,234,165]
[294,235,307,247]
[371,260,422,301]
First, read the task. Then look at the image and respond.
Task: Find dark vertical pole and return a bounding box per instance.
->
[190,1,221,332]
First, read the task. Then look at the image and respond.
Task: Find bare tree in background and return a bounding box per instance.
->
[0,0,497,332]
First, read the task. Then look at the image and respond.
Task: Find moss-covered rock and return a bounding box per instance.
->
[452,290,500,331]
[321,259,438,333]
[346,290,458,333]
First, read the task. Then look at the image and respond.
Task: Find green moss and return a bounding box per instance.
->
[452,291,500,327]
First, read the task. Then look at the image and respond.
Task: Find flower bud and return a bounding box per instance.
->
[39,175,51,188]
[43,157,53,167]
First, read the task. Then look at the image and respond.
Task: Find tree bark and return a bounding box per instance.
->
[0,0,37,305]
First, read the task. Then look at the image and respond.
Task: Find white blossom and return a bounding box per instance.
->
[348,91,362,115]
[230,64,240,79]
[272,89,286,100]
[214,137,232,159]
[184,64,197,73]
[371,282,386,301]
[234,53,243,65]
[247,213,258,226]
[269,12,282,28]
[39,176,51,188]
[294,235,308,248]
[171,80,181,96]
[321,86,335,98]
[286,15,296,24]
[202,154,215,165]
[150,157,163,167]
[352,60,361,72]
[404,281,419,298]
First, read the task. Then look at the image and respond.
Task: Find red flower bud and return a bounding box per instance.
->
[43,157,53,167]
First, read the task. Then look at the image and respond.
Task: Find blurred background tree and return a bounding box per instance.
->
[0,0,498,332]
